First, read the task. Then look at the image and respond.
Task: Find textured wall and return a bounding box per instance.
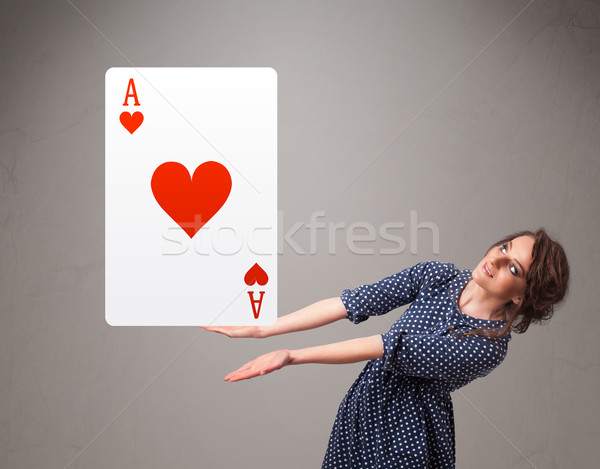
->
[1,0,599,468]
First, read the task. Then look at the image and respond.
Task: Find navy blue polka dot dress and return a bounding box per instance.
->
[322,261,511,468]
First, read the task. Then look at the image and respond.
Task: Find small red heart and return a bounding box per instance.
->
[244,263,269,286]
[151,161,232,239]
[120,111,144,134]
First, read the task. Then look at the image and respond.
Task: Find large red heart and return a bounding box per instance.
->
[151,161,232,239]
[120,111,144,134]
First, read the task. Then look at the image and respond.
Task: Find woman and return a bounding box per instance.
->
[201,228,569,468]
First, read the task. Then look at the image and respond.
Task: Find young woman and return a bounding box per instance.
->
[201,228,569,468]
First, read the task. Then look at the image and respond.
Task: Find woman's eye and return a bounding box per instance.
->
[501,243,518,276]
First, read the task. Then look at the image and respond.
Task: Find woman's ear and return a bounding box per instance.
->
[512,296,522,305]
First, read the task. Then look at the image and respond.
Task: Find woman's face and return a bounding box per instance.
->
[472,235,535,304]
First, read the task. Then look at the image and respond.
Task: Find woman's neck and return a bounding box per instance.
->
[457,279,506,321]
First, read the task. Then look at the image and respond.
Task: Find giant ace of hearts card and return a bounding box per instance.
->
[105,68,277,326]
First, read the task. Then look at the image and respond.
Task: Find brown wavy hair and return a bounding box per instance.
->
[460,228,570,339]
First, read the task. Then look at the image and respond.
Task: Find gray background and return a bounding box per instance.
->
[1,0,599,468]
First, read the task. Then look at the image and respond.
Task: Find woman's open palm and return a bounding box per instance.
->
[224,349,292,382]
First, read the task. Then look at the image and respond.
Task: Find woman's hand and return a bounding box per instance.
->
[224,349,292,382]
[199,325,265,338]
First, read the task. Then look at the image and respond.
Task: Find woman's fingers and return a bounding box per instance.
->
[198,325,263,338]
[224,361,255,381]
[225,362,263,381]
[199,326,236,337]
[224,369,258,382]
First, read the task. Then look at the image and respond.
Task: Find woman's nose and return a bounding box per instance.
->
[490,256,507,268]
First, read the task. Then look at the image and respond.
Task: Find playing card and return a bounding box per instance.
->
[105,68,277,326]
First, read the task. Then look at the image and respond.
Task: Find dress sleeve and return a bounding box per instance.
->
[341,261,443,324]
[380,327,509,382]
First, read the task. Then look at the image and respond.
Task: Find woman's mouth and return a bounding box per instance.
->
[483,263,493,278]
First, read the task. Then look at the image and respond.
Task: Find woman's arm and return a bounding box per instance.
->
[224,335,383,382]
[289,334,383,365]
[264,297,348,337]
[202,297,348,338]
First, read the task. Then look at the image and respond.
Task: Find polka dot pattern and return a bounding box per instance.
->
[322,261,511,468]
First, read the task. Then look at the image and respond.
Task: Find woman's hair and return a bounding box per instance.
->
[463,228,570,339]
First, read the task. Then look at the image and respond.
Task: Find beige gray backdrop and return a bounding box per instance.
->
[1,0,599,468]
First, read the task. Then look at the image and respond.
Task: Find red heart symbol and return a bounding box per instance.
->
[244,263,269,286]
[151,161,232,239]
[120,111,144,134]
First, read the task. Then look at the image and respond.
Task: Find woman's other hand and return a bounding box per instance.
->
[224,349,292,382]
[199,325,265,338]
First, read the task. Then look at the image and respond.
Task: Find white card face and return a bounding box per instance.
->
[105,68,277,326]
